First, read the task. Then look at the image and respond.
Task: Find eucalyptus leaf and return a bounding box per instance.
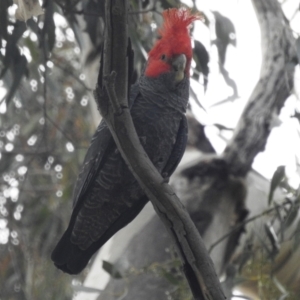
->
[193,40,209,89]
[212,11,236,66]
[1,21,27,78]
[42,0,55,54]
[284,204,299,229]
[0,0,10,41]
[293,220,300,249]
[278,294,289,300]
[102,260,123,279]
[264,222,280,256]
[268,166,285,206]
[83,0,104,47]
[273,276,287,296]
[4,55,28,105]
[296,37,300,66]
[160,269,181,285]
[213,123,234,131]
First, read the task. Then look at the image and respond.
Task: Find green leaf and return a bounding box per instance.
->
[4,55,28,105]
[272,276,287,296]
[264,223,280,257]
[284,205,299,229]
[278,294,289,300]
[212,11,236,66]
[293,220,300,249]
[213,123,234,131]
[42,0,55,54]
[1,21,27,78]
[192,40,209,88]
[160,269,181,286]
[0,0,10,41]
[21,113,41,136]
[102,260,123,279]
[268,166,285,206]
[296,37,300,66]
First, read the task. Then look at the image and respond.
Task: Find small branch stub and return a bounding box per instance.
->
[104,71,123,115]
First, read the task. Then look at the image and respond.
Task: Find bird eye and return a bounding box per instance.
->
[161,54,167,61]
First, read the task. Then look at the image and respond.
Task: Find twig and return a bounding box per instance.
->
[8,247,29,300]
[208,199,294,254]
[51,56,93,92]
[45,113,77,146]
[59,7,163,17]
[41,6,49,151]
[63,9,100,17]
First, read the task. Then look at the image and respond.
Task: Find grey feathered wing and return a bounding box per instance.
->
[51,84,187,274]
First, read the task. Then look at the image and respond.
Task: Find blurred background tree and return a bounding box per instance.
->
[0,0,299,300]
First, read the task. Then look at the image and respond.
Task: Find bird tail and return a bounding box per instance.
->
[51,227,95,274]
[51,196,149,274]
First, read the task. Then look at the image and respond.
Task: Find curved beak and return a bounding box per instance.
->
[172,54,187,83]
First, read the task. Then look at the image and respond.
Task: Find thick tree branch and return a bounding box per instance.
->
[94,0,225,299]
[223,0,297,177]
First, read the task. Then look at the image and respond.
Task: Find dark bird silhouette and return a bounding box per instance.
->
[51,8,199,274]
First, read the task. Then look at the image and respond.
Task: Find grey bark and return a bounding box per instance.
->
[223,0,297,176]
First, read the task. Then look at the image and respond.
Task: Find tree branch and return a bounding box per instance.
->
[94,0,225,299]
[223,0,297,177]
